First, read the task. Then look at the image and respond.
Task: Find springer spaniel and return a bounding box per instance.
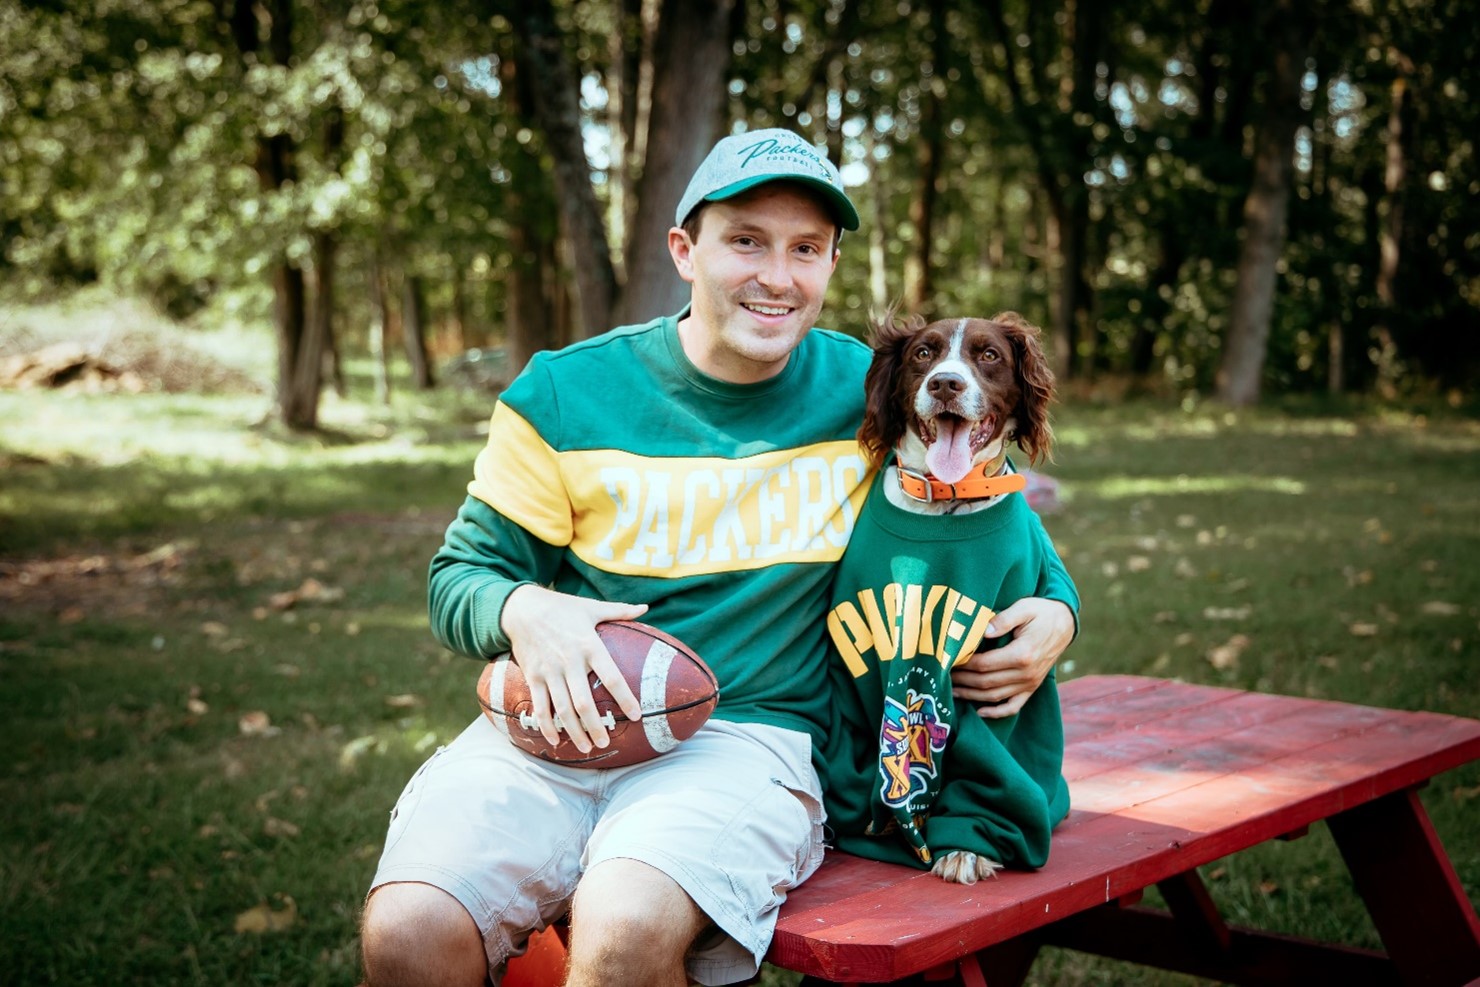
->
[860,311,1054,516]
[844,310,1060,884]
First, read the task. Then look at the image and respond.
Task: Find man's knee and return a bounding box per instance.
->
[567,859,707,981]
[361,882,487,987]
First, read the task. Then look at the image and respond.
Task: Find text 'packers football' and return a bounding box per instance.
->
[477,619,719,767]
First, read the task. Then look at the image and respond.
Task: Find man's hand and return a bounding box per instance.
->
[951,598,1075,719]
[499,585,649,753]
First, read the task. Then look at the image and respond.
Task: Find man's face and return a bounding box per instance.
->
[668,183,840,385]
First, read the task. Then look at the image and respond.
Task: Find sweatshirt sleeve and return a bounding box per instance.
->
[427,495,565,659]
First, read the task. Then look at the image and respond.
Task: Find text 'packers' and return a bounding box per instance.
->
[827,583,998,678]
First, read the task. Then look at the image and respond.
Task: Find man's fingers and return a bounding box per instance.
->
[976,692,1028,719]
[590,652,644,724]
[525,682,562,747]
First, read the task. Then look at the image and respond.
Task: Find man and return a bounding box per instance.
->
[360,128,1076,987]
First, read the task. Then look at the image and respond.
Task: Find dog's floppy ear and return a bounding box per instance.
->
[857,306,923,468]
[992,311,1055,465]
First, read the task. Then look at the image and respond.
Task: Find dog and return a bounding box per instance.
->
[832,309,1060,885]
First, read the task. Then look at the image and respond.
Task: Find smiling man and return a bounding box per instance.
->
[359,128,1076,987]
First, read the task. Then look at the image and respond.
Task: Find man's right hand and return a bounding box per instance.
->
[498,585,649,754]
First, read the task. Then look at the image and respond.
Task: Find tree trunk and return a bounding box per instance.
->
[903,0,947,317]
[402,274,434,390]
[228,0,314,429]
[506,216,556,379]
[1370,59,1413,399]
[510,0,618,339]
[867,128,890,315]
[369,254,391,406]
[1215,0,1311,406]
[449,258,468,351]
[973,0,1099,379]
[615,0,738,326]
[606,0,644,281]
[283,231,335,427]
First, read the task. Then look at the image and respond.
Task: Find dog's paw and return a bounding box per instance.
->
[931,850,1002,885]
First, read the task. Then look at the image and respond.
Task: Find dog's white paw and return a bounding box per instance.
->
[931,850,1002,884]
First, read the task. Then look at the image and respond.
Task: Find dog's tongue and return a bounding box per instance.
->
[925,418,974,483]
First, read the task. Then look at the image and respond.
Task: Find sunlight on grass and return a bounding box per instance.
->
[1088,475,1308,498]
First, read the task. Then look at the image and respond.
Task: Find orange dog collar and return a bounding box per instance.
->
[897,460,1026,503]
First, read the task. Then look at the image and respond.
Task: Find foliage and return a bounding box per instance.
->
[2,368,1477,984]
[3,0,1479,404]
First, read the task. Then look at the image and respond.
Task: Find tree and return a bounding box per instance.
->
[1215,0,1314,406]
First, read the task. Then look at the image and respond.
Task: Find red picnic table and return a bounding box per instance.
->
[767,674,1480,986]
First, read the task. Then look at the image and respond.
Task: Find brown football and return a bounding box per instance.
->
[476,619,719,768]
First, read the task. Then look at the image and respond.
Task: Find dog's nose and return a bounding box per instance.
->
[927,373,966,399]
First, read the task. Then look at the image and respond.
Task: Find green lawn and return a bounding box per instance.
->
[2,380,1477,986]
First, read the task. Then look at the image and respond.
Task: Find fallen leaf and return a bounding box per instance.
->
[1422,601,1461,616]
[1174,558,1198,579]
[1348,622,1380,637]
[1258,880,1280,895]
[1202,606,1251,621]
[59,606,85,624]
[201,621,229,637]
[1451,784,1480,802]
[340,735,380,769]
[186,697,209,716]
[263,817,300,839]
[384,694,422,710]
[1207,634,1250,670]
[1153,611,1178,624]
[234,896,297,934]
[238,711,277,736]
[1126,556,1152,573]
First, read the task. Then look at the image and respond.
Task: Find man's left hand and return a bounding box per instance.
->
[951,598,1075,719]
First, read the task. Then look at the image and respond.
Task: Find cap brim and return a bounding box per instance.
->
[705,175,861,232]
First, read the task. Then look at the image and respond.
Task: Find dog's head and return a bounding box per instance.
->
[858,311,1054,481]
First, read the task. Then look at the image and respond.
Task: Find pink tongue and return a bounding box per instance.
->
[925,418,974,483]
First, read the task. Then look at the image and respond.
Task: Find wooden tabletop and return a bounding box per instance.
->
[768,674,1480,982]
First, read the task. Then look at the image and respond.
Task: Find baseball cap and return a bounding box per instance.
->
[675,127,860,232]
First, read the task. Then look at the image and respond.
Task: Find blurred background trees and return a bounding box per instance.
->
[2,0,1475,428]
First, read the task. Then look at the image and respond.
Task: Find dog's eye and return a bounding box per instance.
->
[912,345,932,361]
[980,348,1001,363]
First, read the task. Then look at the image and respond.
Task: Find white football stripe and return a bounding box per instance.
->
[640,640,680,753]
[487,662,511,738]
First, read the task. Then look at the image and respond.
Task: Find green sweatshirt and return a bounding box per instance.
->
[822,464,1078,869]
[426,313,875,761]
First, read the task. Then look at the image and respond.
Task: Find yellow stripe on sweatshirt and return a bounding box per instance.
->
[468,406,872,577]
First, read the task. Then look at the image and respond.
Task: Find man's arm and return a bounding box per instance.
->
[950,515,1079,718]
[429,496,646,755]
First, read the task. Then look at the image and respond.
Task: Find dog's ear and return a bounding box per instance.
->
[992,311,1055,465]
[857,306,922,468]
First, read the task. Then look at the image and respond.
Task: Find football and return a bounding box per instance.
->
[477,619,719,768]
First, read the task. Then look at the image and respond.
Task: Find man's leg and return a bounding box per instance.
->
[580,720,827,986]
[362,882,486,987]
[360,717,597,985]
[565,859,710,987]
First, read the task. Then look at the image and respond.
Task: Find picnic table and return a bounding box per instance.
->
[503,674,1480,987]
[768,674,1480,986]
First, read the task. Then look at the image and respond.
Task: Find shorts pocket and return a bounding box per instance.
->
[383,745,446,854]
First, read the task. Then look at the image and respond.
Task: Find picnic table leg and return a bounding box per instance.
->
[1327,786,1480,987]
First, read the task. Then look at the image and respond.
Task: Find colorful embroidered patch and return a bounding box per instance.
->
[877,688,951,807]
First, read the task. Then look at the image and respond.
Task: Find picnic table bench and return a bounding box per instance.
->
[770,674,1480,986]
[505,674,1480,987]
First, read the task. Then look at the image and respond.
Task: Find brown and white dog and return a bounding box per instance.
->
[857,310,1055,883]
[860,311,1054,516]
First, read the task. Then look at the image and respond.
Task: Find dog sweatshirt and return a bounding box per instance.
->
[426,311,879,763]
[822,463,1078,869]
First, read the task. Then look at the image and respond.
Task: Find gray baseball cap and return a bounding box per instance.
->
[675,127,860,232]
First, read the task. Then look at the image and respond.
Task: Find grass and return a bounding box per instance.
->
[2,332,1478,984]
